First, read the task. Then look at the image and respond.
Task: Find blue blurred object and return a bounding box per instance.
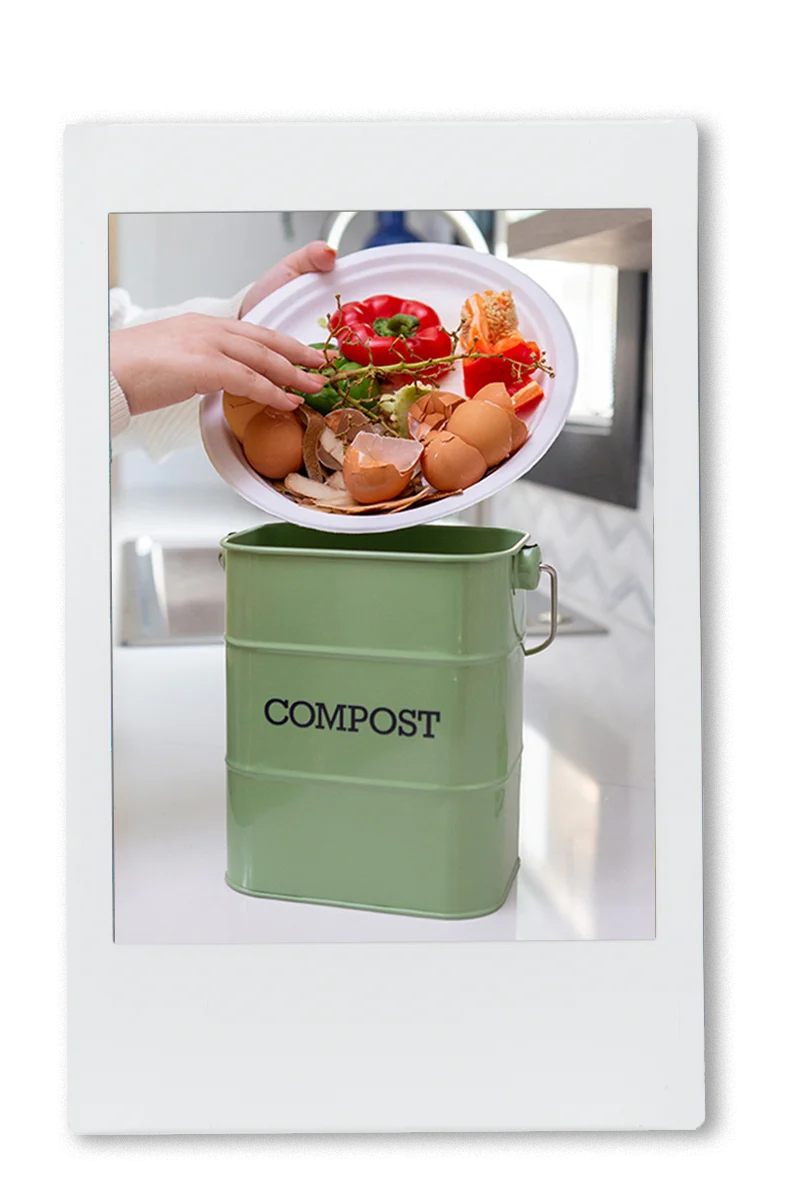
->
[363,212,423,249]
[467,210,495,249]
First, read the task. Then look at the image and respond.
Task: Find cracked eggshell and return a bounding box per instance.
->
[422,431,487,493]
[445,400,513,467]
[342,432,423,505]
[472,382,512,409]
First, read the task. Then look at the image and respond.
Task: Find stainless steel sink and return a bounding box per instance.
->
[118,538,226,647]
[117,538,607,647]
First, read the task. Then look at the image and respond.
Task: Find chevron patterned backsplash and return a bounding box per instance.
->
[490,299,654,633]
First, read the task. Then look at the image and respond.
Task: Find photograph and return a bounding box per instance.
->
[110,207,655,945]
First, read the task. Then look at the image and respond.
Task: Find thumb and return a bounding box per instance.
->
[255,241,337,299]
[296,240,338,274]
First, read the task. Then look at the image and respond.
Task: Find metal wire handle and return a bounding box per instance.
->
[522,563,559,656]
[325,211,490,255]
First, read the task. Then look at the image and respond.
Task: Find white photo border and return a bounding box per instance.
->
[65,120,702,1133]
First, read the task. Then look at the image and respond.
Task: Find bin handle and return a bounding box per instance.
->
[511,558,558,657]
[521,563,558,656]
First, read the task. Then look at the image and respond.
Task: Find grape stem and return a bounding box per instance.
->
[324,348,554,385]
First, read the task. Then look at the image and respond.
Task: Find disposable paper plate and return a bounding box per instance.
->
[200,243,578,533]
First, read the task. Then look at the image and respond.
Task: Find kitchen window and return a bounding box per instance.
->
[509,258,620,427]
[494,210,651,509]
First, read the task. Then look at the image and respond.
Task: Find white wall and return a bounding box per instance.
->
[115,211,331,309]
[113,210,458,312]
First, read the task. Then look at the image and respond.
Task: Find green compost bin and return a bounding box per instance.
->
[221,522,557,919]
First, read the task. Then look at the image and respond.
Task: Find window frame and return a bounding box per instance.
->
[525,268,649,509]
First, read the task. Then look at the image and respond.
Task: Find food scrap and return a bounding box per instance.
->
[342,432,423,504]
[222,287,555,515]
[328,295,453,382]
[459,289,546,406]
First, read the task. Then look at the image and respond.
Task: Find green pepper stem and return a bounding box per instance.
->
[372,313,421,339]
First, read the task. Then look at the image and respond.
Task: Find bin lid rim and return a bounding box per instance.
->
[221,524,536,564]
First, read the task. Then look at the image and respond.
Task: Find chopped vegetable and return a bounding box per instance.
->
[295,344,380,414]
[329,295,453,381]
[460,290,545,398]
[304,385,341,415]
[511,380,545,412]
[378,381,435,437]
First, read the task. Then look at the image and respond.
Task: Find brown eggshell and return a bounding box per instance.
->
[242,408,304,479]
[507,413,529,452]
[325,408,371,442]
[422,390,466,412]
[407,390,465,441]
[223,392,265,440]
[342,432,422,505]
[445,400,513,467]
[473,382,513,409]
[343,451,408,504]
[422,432,487,493]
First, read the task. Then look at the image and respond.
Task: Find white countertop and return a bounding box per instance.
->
[111,487,655,944]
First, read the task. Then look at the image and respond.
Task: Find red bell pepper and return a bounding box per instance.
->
[462,338,543,398]
[328,295,453,381]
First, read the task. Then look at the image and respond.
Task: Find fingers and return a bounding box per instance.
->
[216,358,303,412]
[231,322,329,369]
[221,331,329,397]
[251,241,337,302]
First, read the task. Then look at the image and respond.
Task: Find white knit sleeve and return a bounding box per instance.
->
[109,374,131,438]
[109,283,253,461]
[120,283,252,329]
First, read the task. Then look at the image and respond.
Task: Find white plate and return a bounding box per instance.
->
[200,243,578,533]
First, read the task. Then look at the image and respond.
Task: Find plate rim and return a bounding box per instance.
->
[200,242,579,532]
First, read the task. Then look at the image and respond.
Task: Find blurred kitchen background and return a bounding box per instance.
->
[111,209,652,631]
[110,210,655,945]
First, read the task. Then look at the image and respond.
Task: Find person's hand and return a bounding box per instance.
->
[239,241,337,319]
[110,314,330,415]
